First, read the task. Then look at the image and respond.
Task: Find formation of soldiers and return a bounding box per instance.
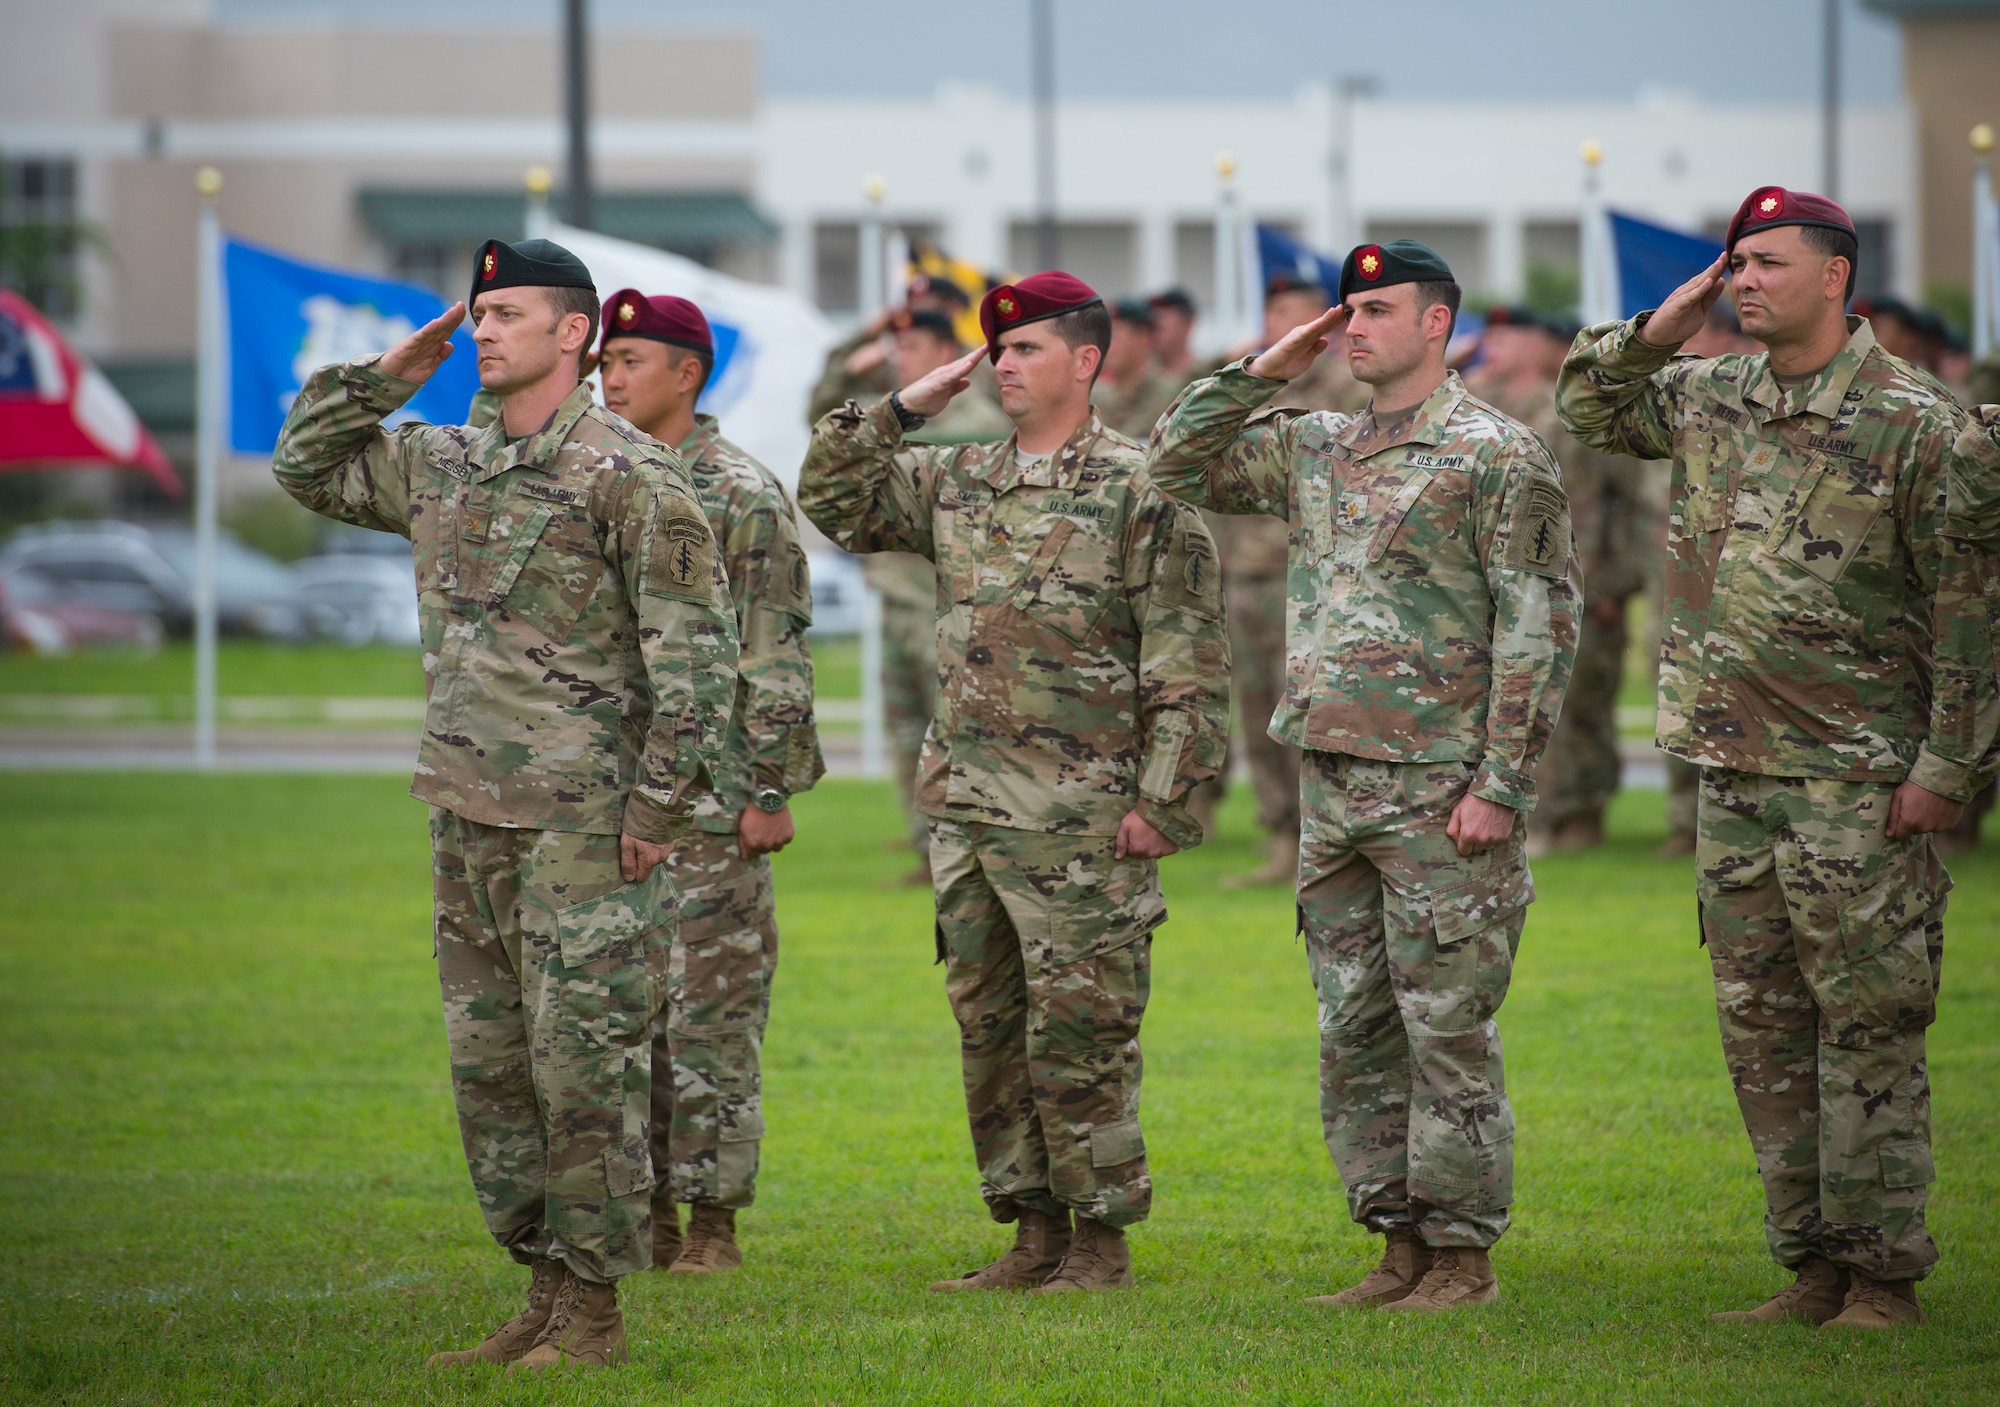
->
[269,175,1997,1369]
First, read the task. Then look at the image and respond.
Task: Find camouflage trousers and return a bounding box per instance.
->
[649,831,778,1211]
[1666,755,1700,838]
[929,818,1163,1228]
[1696,768,1947,1281]
[882,593,939,852]
[1226,571,1302,836]
[1533,602,1627,827]
[431,811,672,1283]
[1298,752,1531,1250]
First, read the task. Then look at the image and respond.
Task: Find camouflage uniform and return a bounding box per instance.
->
[274,360,738,1283]
[799,398,1230,1228]
[1149,362,1579,1248]
[862,389,1015,851]
[808,325,898,424]
[1558,313,1994,1282]
[1470,375,1646,833]
[1093,368,1183,443]
[652,415,823,1214]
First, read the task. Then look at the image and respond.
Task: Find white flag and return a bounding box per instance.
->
[545,221,835,485]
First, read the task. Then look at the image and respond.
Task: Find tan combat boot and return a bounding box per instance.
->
[1221,830,1299,890]
[1306,1229,1434,1307]
[1823,1269,1923,1330]
[508,1265,627,1372]
[1035,1216,1134,1292]
[1710,1256,1849,1325]
[651,1199,683,1271]
[426,1257,562,1367]
[670,1203,744,1274]
[1380,1245,1498,1311]
[928,1208,1071,1292]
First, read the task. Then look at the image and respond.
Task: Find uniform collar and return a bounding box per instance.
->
[470,381,598,482]
[677,413,721,467]
[1744,315,1875,423]
[982,410,1106,494]
[1335,370,1465,456]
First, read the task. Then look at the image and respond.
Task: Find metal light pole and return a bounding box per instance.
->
[859,174,887,320]
[1213,152,1240,353]
[1579,139,1616,325]
[1821,0,1841,199]
[1030,0,1058,270]
[192,165,224,771]
[524,165,552,240]
[1974,123,1996,360]
[564,0,591,229]
[1328,75,1378,255]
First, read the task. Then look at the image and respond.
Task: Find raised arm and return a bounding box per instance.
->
[1555,259,1728,460]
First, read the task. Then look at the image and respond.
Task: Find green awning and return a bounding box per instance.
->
[357,189,778,254]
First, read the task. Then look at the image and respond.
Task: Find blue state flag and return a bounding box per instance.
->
[1607,212,1724,320]
[1255,224,1342,300]
[225,237,480,455]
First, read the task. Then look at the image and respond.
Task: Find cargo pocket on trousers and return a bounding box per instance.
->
[555,864,676,1046]
[1878,1137,1936,1191]
[602,1048,656,1199]
[716,1104,765,1199]
[1833,844,1946,1045]
[1088,1116,1146,1170]
[1419,861,1533,1035]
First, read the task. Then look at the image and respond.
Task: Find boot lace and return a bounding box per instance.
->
[537,1269,586,1347]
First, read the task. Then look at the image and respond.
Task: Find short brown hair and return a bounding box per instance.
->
[1413,278,1462,341]
[1048,302,1113,383]
[545,284,601,373]
[1799,224,1859,302]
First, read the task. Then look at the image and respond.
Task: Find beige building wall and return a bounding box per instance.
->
[1883,6,2000,295]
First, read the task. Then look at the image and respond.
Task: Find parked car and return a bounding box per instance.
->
[293,552,421,647]
[0,520,310,640]
[0,564,164,654]
[806,550,866,637]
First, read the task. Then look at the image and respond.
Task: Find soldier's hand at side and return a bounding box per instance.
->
[898,347,985,418]
[738,804,795,857]
[1446,793,1517,856]
[1885,781,1964,840]
[620,832,673,883]
[380,302,466,384]
[1247,305,1348,382]
[1115,810,1180,860]
[1637,254,1729,348]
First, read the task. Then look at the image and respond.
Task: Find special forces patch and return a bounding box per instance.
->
[771,540,813,620]
[1157,512,1222,618]
[1503,477,1571,578]
[646,510,717,604]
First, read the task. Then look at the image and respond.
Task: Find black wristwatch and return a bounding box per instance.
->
[754,788,789,814]
[888,391,927,432]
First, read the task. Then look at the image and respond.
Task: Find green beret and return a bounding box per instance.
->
[1338,239,1454,302]
[470,237,596,307]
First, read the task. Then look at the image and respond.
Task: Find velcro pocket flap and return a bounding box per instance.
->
[1089,1116,1146,1169]
[1428,862,1535,947]
[1878,1137,1936,1190]
[557,864,675,968]
[484,504,554,605]
[1140,711,1190,801]
[1366,468,1437,564]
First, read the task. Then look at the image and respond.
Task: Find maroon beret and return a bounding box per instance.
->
[599,288,713,360]
[977,270,1103,363]
[1725,186,1855,252]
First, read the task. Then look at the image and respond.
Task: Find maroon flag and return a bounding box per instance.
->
[0,289,181,496]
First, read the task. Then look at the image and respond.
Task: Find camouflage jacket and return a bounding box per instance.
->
[1148,362,1580,813]
[860,388,1013,607]
[798,399,1231,847]
[273,360,740,841]
[808,325,897,423]
[677,415,826,830]
[1557,314,1990,800]
[1471,375,1648,604]
[1093,370,1184,443]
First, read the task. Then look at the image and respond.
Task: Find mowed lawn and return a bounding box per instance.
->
[0,774,1995,1405]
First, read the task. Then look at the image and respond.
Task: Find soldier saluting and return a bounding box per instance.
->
[1558,188,1993,1329]
[1149,240,1579,1312]
[274,239,739,1370]
[799,271,1230,1293]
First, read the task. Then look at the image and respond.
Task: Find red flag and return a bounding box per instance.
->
[0,289,181,496]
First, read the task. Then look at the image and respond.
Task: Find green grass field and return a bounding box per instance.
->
[1,775,1994,1405]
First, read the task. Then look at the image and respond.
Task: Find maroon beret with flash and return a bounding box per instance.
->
[1725,186,1855,252]
[977,270,1102,363]
[599,288,713,360]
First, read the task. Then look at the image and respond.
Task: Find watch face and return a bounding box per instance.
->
[756,790,787,813]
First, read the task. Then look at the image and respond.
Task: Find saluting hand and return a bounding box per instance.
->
[897,347,985,419]
[1246,304,1348,382]
[380,302,467,384]
[1637,253,1729,348]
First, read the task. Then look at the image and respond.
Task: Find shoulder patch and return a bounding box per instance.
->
[645,505,719,604]
[1155,508,1223,619]
[1502,474,1571,578]
[770,537,813,620]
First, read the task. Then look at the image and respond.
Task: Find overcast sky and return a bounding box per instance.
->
[218,0,1905,105]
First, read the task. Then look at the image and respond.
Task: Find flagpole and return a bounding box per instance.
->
[859,174,886,321]
[1579,139,1614,324]
[524,165,552,241]
[1974,123,1996,361]
[193,166,223,772]
[1213,152,1238,355]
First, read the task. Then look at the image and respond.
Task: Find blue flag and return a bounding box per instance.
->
[224,237,480,455]
[1255,224,1342,300]
[1607,212,1724,320]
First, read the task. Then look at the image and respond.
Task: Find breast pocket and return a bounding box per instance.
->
[1365,467,1440,564]
[501,504,608,643]
[1013,517,1116,646]
[1774,454,1893,586]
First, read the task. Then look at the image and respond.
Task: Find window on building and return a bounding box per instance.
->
[1006,221,1137,298]
[1852,220,1891,304]
[1172,221,1216,312]
[0,157,82,320]
[1524,219,1581,313]
[814,222,860,314]
[1364,220,1487,294]
[392,243,467,301]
